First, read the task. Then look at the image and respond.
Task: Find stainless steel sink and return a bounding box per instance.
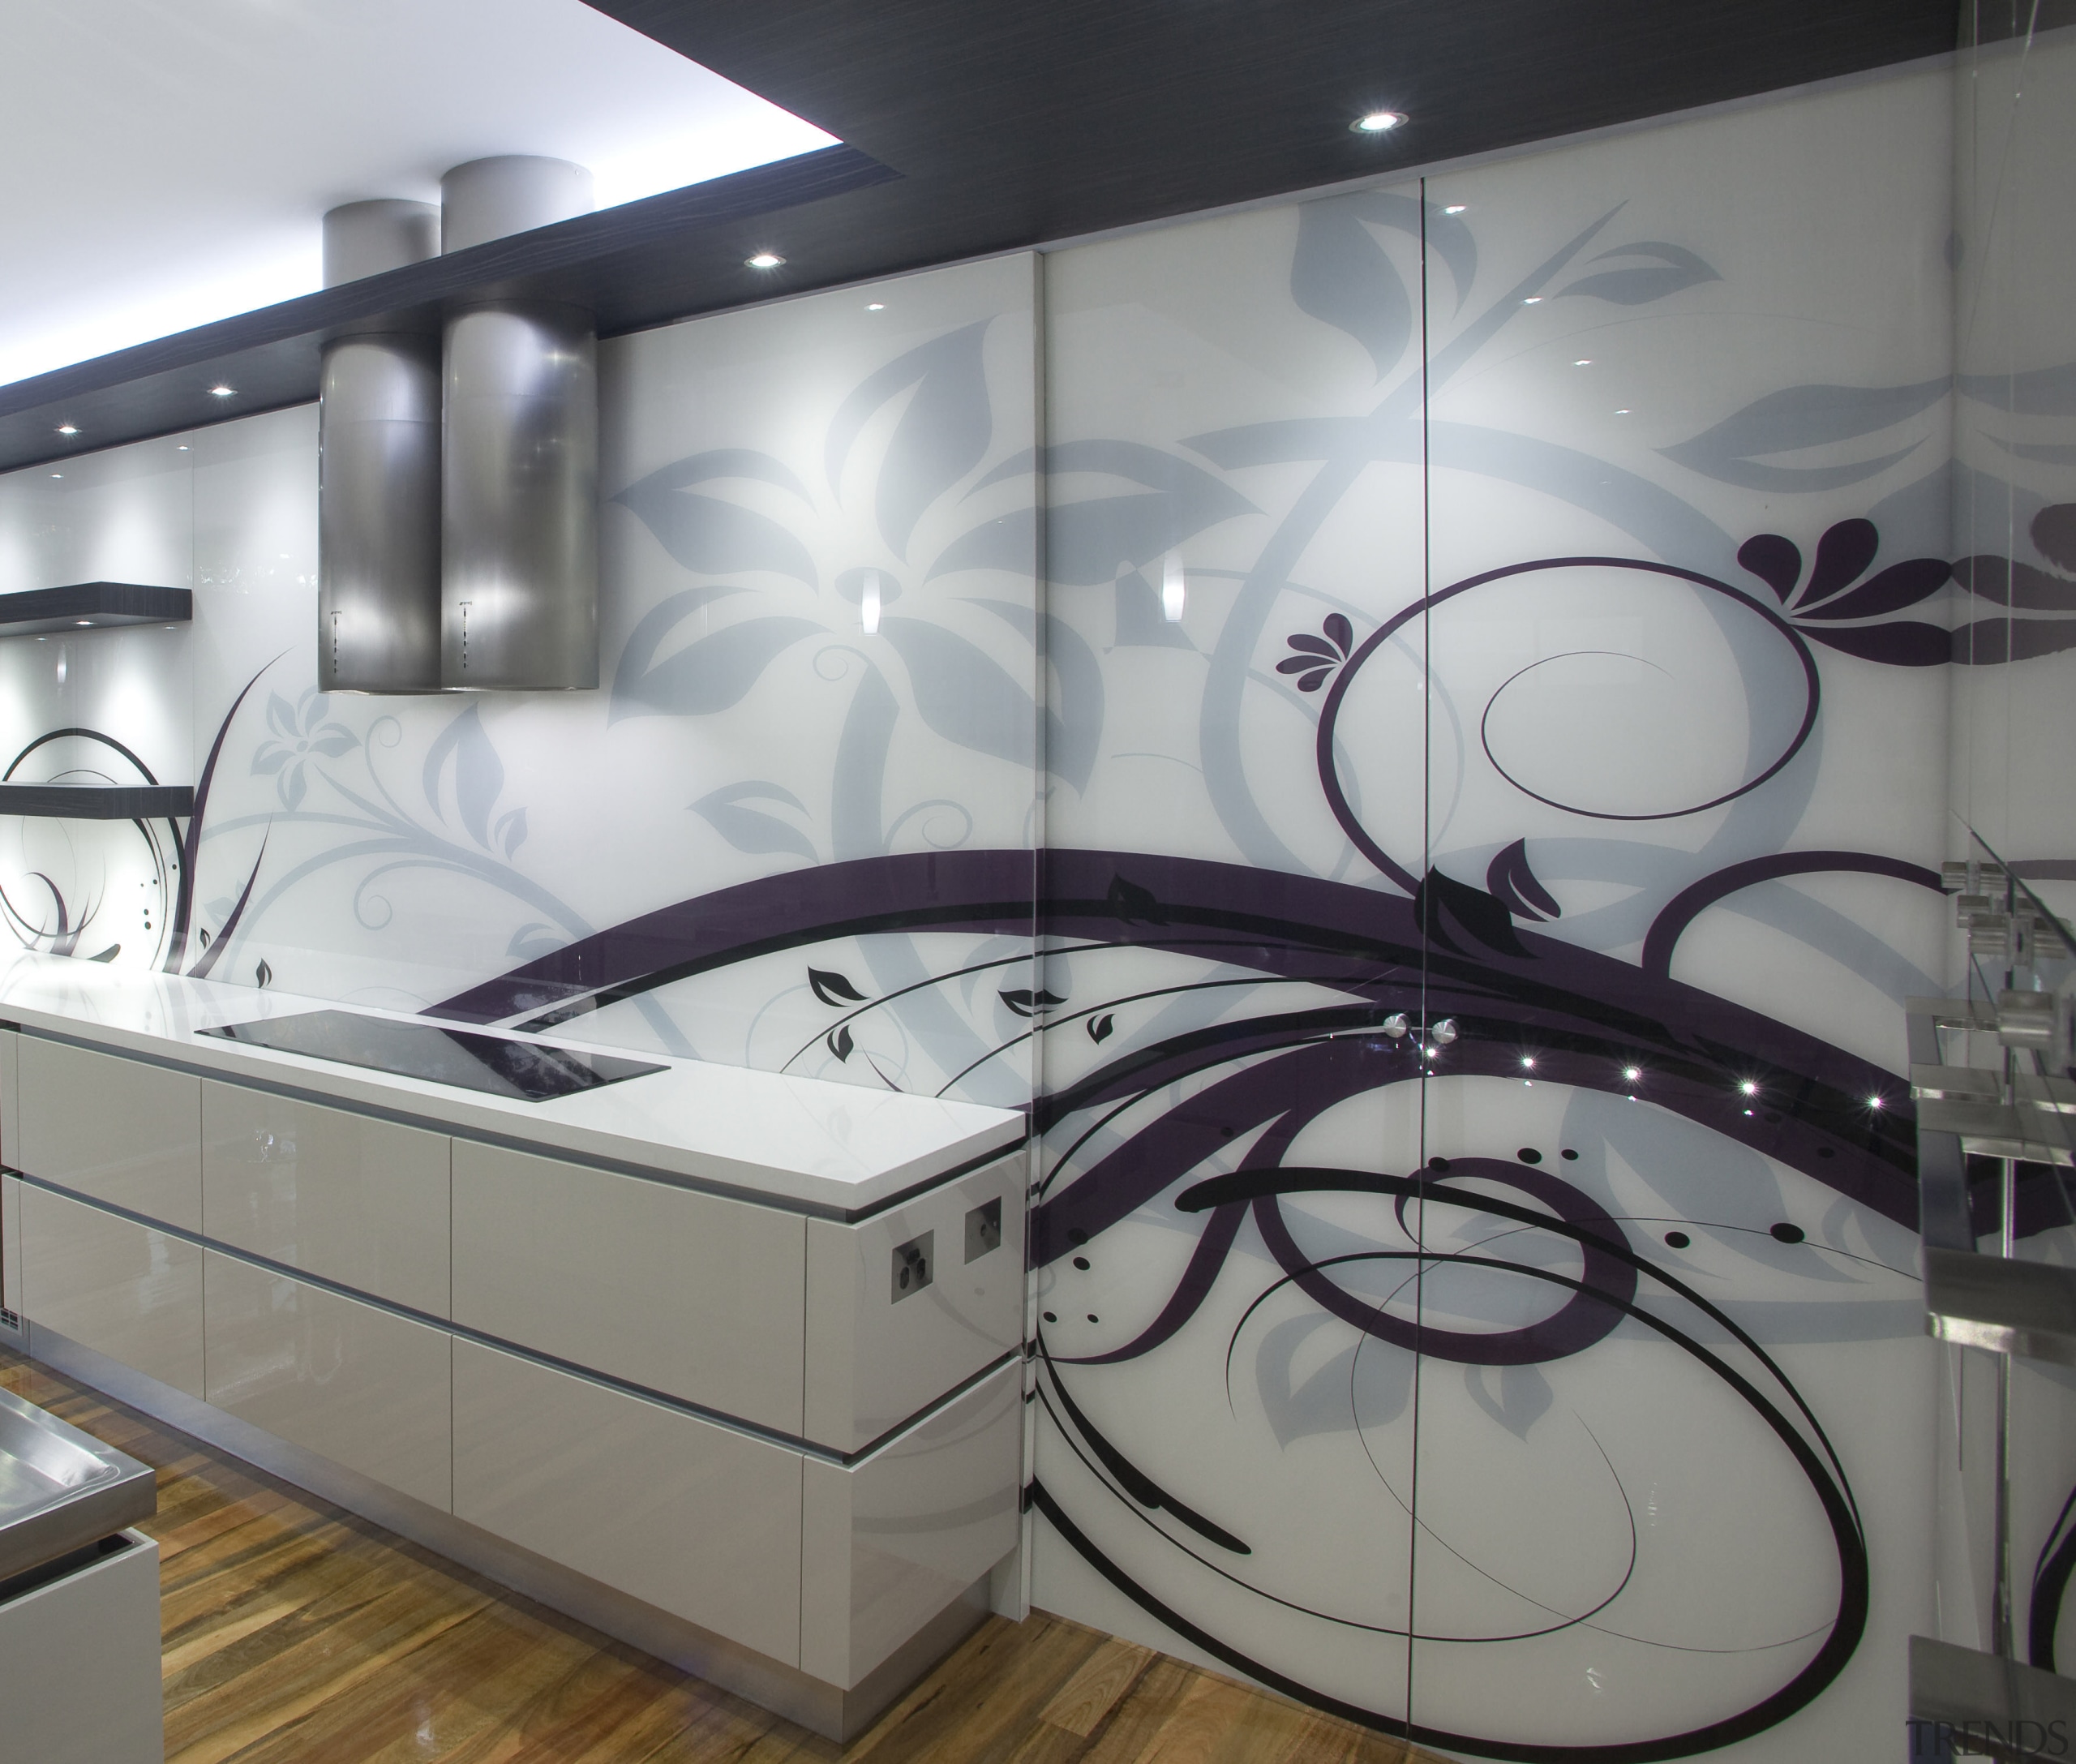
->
[0,1385,156,1586]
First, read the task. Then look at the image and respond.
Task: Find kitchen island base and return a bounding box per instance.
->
[0,1526,164,1764]
[24,1323,1011,1742]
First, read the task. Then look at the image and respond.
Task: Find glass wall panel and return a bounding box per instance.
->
[1933,6,2076,1748]
[1418,65,1950,1760]
[1035,191,1431,1739]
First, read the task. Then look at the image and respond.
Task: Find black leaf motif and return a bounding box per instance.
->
[1089,1013,1115,1043]
[1952,618,2076,665]
[1276,655,1328,676]
[255,959,273,989]
[1295,671,1329,693]
[1954,555,2076,611]
[1486,839,1561,923]
[828,1023,856,1062]
[1000,988,1067,1018]
[2035,503,2076,573]
[1323,613,1353,655]
[1106,874,1166,925]
[1413,868,1530,959]
[1804,622,1953,667]
[1737,534,1803,602]
[1796,519,1881,608]
[1286,633,1340,658]
[809,967,869,1006]
[1795,556,1949,621]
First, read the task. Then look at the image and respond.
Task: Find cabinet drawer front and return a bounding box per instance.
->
[451,1142,804,1434]
[18,1037,201,1230]
[202,1082,450,1315]
[801,1359,1021,1689]
[0,1027,17,1175]
[204,1251,452,1511]
[453,1339,801,1664]
[804,1153,1025,1453]
[2,1174,19,1320]
[19,1184,204,1397]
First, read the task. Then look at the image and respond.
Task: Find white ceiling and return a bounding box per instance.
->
[0,0,836,386]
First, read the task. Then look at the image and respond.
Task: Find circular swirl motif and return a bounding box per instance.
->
[1313,558,1822,887]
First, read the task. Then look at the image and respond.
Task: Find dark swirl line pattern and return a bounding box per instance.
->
[0,726,188,966]
[414,842,1924,1757]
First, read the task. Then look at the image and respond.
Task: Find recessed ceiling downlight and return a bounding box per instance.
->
[56,423,77,436]
[208,384,236,397]
[744,251,785,269]
[1351,110,1406,135]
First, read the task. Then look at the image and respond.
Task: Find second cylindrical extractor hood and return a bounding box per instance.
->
[440,157,599,691]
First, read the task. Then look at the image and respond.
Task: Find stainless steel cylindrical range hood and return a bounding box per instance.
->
[440,157,599,690]
[317,200,442,693]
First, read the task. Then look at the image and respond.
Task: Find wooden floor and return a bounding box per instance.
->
[0,1347,1432,1764]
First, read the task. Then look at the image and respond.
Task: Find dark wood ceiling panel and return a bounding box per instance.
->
[1,0,1953,475]
[593,0,1956,246]
[0,146,894,474]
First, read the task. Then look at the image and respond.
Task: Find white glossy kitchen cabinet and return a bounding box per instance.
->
[451,1141,806,1433]
[1,1174,21,1344]
[800,1360,1022,1690]
[0,1531,165,1764]
[19,1182,204,1397]
[803,1152,1025,1452]
[0,1025,18,1172]
[16,1036,202,1230]
[204,1251,452,1511]
[202,1082,450,1315]
[452,1337,803,1664]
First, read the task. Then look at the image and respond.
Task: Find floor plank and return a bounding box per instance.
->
[0,1346,1443,1762]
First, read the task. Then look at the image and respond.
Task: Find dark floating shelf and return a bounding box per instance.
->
[0,145,896,475]
[0,582,191,636]
[0,783,195,819]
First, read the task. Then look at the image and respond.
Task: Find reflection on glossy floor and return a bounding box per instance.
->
[0,1347,1430,1763]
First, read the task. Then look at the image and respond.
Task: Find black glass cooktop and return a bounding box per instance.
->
[200,1009,667,1101]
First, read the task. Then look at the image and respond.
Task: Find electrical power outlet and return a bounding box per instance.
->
[891,1231,934,1302]
[965,1196,1002,1262]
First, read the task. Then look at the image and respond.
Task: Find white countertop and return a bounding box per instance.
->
[0,951,1023,1217]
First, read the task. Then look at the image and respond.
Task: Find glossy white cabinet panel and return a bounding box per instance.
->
[17,1036,201,1230]
[2,1172,19,1303]
[803,1154,1025,1453]
[19,1183,204,1397]
[204,1251,452,1511]
[0,1025,18,1173]
[800,1359,1022,1689]
[452,1338,802,1664]
[452,1141,805,1433]
[202,1081,450,1315]
[0,1531,165,1764]
[1,1174,21,1346]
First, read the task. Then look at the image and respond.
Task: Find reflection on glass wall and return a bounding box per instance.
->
[1919,6,2076,1756]
[1034,62,1950,1762]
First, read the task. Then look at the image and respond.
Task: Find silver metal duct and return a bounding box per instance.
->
[440,157,593,253]
[440,158,599,690]
[321,199,439,287]
[318,200,442,693]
